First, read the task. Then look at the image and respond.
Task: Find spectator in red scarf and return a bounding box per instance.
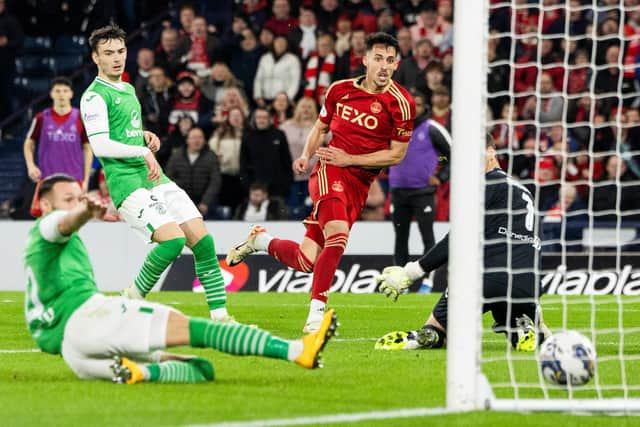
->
[409,4,450,54]
[174,16,225,75]
[168,72,213,133]
[264,0,298,36]
[304,33,336,105]
[334,28,367,80]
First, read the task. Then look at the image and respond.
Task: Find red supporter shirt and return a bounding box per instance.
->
[318,77,415,169]
[27,108,89,144]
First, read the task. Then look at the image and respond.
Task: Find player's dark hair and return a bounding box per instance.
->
[89,24,127,53]
[486,132,496,149]
[365,32,399,54]
[50,76,73,90]
[39,174,77,199]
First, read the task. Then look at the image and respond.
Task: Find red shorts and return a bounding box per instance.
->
[304,162,377,230]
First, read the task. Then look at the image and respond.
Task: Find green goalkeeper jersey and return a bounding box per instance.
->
[80,77,169,207]
[24,211,99,354]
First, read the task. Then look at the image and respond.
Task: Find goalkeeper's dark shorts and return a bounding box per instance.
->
[431,272,539,331]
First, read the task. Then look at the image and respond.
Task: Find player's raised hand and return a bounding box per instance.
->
[293,156,309,175]
[144,151,161,183]
[143,131,161,153]
[376,266,412,302]
[82,193,107,219]
[316,146,352,167]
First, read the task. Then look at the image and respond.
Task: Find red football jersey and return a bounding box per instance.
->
[318,77,415,157]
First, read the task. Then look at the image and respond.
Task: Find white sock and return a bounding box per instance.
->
[307,299,325,323]
[127,285,144,299]
[254,232,273,252]
[210,307,229,320]
[140,364,151,381]
[287,339,303,361]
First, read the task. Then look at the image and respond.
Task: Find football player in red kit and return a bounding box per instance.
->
[227,32,416,332]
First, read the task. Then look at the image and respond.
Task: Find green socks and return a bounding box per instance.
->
[192,235,227,311]
[134,237,186,296]
[146,358,214,383]
[188,318,290,360]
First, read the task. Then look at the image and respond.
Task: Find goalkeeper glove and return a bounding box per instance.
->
[376,266,413,302]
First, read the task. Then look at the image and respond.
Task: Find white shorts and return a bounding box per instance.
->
[61,294,176,380]
[118,182,202,243]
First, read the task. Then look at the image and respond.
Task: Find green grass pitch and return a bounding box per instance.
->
[1,291,639,426]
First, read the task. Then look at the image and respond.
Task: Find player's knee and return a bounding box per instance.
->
[324,230,349,251]
[160,236,187,258]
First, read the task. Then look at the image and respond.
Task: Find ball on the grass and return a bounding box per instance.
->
[538,330,596,386]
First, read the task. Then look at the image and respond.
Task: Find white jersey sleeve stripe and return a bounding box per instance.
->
[39,211,71,243]
[80,90,150,158]
[80,91,110,137]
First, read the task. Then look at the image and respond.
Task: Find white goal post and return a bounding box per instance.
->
[448,0,640,413]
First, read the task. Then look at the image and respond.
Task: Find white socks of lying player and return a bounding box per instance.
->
[404,261,426,281]
[254,231,273,252]
[210,307,230,320]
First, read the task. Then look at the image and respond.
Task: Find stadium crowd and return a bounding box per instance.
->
[1,0,640,230]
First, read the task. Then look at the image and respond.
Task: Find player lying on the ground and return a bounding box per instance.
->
[375,135,551,351]
[80,24,232,322]
[24,174,338,384]
[226,32,416,333]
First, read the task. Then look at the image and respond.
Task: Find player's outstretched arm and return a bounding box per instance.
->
[293,120,329,175]
[407,233,450,280]
[377,233,449,302]
[57,194,107,236]
[317,140,409,169]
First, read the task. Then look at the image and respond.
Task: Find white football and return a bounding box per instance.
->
[538,330,596,386]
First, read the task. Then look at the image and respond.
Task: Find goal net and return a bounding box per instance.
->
[448,0,640,413]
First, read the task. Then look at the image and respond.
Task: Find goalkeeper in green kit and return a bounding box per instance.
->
[24,174,337,383]
[80,25,231,321]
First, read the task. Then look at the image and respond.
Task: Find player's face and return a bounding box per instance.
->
[50,84,73,106]
[92,38,127,81]
[363,44,398,89]
[485,145,498,172]
[42,182,83,213]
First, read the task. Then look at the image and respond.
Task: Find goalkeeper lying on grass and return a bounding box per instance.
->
[375,135,551,352]
[24,174,337,384]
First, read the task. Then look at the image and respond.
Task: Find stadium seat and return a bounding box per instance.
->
[54,55,84,75]
[15,56,55,77]
[22,36,53,55]
[13,76,51,96]
[54,35,88,55]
